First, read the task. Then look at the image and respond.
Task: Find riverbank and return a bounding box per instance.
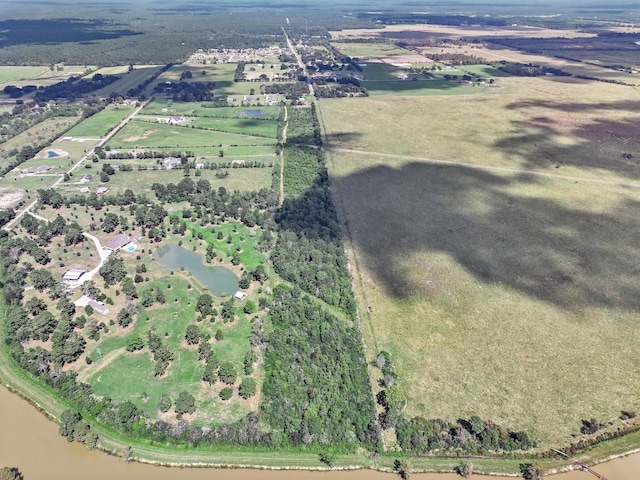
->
[1,293,640,477]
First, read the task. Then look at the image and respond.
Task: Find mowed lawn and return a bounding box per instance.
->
[321,76,640,445]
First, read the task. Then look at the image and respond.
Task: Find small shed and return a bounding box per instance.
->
[234,291,248,300]
[88,300,109,316]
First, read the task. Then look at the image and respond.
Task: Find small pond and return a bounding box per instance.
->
[47,150,60,158]
[153,244,238,297]
[240,109,263,116]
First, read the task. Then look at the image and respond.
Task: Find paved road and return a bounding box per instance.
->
[283,29,315,97]
[3,100,148,232]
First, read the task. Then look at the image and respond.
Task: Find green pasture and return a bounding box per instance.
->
[332,42,413,58]
[321,75,640,446]
[64,105,135,138]
[108,121,276,149]
[191,116,278,138]
[142,100,281,119]
[89,65,166,98]
[360,62,407,81]
[0,65,94,89]
[0,66,49,84]
[363,79,483,96]
[329,149,640,445]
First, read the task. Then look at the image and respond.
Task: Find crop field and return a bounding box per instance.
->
[107,121,276,149]
[64,105,135,138]
[363,78,493,96]
[320,75,640,445]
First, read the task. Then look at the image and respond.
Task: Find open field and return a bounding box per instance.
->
[0,65,94,90]
[108,121,276,149]
[328,150,640,445]
[329,24,638,84]
[330,24,597,41]
[332,42,414,58]
[143,101,281,120]
[148,63,259,97]
[319,77,640,182]
[88,65,165,98]
[320,74,640,446]
[64,105,135,138]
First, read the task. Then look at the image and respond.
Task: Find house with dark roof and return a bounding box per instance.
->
[105,233,132,251]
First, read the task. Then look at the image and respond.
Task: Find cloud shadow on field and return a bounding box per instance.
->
[491,96,640,179]
[332,161,640,311]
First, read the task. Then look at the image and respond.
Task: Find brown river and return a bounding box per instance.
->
[1,385,638,480]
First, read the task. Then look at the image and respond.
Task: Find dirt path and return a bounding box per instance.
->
[279,105,289,206]
[326,146,640,189]
[76,347,125,383]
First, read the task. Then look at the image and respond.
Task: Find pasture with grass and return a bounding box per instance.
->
[320,72,640,446]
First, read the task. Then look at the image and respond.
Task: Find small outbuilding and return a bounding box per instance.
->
[63,269,86,286]
[88,300,109,316]
[234,291,248,300]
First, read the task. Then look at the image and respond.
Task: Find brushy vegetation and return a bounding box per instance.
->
[261,284,379,451]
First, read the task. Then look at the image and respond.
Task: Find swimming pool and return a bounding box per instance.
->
[123,244,138,252]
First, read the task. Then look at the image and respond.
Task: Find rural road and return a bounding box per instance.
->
[3,99,148,232]
[326,146,640,189]
[283,29,315,97]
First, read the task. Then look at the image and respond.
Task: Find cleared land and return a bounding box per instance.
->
[64,105,135,138]
[107,121,275,150]
[320,77,640,182]
[320,75,640,445]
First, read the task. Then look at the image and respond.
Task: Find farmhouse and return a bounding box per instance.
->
[105,233,132,251]
[62,269,86,286]
[163,157,182,169]
[79,174,93,183]
[169,115,187,125]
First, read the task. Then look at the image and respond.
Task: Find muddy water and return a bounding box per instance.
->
[1,385,638,480]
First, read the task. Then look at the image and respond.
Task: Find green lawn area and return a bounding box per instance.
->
[0,65,94,89]
[191,117,278,138]
[64,105,135,138]
[142,100,281,119]
[108,121,276,149]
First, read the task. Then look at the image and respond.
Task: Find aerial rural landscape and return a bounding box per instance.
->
[1,0,640,479]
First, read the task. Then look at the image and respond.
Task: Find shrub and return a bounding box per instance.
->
[219,387,233,400]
